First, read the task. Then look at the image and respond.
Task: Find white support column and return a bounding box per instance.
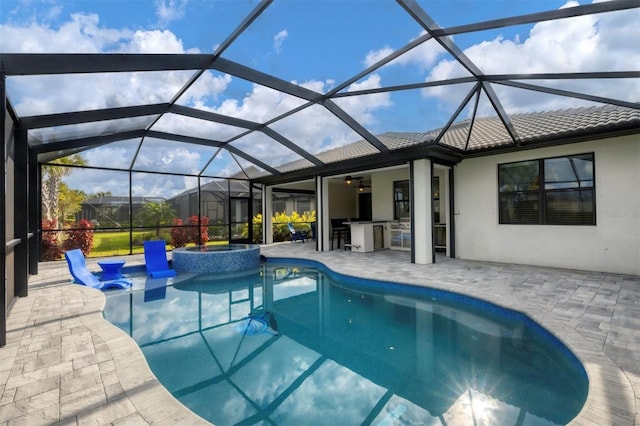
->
[262,186,273,244]
[318,176,331,252]
[413,159,433,264]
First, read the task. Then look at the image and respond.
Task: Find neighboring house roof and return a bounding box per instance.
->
[169,178,251,200]
[82,196,165,205]
[273,105,640,175]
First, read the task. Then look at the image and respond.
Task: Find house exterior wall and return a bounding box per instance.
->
[454,134,640,275]
[329,180,357,219]
[371,168,409,221]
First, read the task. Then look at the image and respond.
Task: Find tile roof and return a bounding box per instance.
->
[275,105,639,173]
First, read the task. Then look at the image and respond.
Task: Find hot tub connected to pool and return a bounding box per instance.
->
[172,244,260,274]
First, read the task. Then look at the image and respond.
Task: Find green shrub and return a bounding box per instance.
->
[248,211,316,243]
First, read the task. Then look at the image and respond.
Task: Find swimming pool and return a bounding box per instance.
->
[103,259,588,425]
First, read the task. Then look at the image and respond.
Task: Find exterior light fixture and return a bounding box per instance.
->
[358,183,365,192]
[345,176,353,185]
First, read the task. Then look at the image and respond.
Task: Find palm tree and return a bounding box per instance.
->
[137,201,176,237]
[41,154,86,222]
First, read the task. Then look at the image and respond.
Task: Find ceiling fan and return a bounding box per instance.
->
[357,178,372,192]
[343,175,364,185]
[344,175,371,191]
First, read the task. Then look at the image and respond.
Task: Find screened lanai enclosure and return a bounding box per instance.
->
[2,0,639,342]
[40,161,265,258]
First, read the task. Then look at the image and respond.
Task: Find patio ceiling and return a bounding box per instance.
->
[1,0,639,185]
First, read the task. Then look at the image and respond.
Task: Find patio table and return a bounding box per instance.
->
[98,259,126,281]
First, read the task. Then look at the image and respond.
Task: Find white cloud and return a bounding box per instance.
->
[135,141,206,174]
[333,74,393,129]
[365,31,445,71]
[273,29,288,54]
[59,139,211,199]
[0,13,132,53]
[45,5,63,21]
[9,69,208,116]
[155,0,188,28]
[2,13,226,117]
[364,46,394,68]
[217,83,307,122]
[247,74,392,157]
[182,72,234,106]
[421,1,640,113]
[124,29,187,53]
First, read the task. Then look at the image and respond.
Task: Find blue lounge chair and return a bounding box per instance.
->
[143,240,177,278]
[287,222,307,243]
[64,249,131,290]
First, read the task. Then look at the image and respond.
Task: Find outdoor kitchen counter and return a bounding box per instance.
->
[343,221,390,252]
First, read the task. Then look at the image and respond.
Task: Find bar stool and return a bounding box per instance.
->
[310,222,317,241]
[331,218,349,249]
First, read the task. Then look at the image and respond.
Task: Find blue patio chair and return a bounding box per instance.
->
[287,222,307,243]
[64,249,131,290]
[143,240,177,278]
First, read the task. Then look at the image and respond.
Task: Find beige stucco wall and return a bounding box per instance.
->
[371,168,409,221]
[454,134,640,275]
[328,180,357,219]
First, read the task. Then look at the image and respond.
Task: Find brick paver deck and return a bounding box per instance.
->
[1,244,638,425]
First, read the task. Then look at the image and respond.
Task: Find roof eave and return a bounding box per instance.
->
[253,142,462,186]
[461,123,640,159]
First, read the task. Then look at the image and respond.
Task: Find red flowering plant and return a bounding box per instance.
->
[62,219,94,256]
[170,218,190,248]
[41,219,64,261]
[187,215,209,245]
[171,216,209,247]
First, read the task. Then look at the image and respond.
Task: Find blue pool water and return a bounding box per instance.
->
[103,259,588,426]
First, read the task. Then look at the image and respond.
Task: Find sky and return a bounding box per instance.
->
[1,0,638,199]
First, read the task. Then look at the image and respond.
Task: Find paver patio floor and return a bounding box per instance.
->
[1,243,638,425]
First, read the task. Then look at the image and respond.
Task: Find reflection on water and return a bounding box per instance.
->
[103,263,587,426]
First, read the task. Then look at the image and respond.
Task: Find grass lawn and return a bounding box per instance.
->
[87,231,230,257]
[88,231,147,257]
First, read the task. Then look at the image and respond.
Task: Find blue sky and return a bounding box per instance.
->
[1,0,638,198]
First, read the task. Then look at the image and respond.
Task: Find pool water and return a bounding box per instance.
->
[103,260,588,426]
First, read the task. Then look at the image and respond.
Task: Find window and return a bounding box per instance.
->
[273,200,286,214]
[498,153,595,225]
[296,198,311,214]
[393,180,410,219]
